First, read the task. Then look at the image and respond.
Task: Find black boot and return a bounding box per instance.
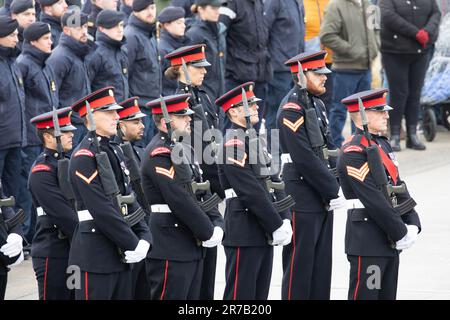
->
[389,125,401,152]
[406,125,426,150]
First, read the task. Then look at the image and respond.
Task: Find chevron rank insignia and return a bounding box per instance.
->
[227,153,247,167]
[283,117,304,132]
[346,162,369,182]
[75,170,98,184]
[282,102,302,110]
[155,166,175,179]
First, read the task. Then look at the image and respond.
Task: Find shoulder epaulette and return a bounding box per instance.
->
[74,149,94,158]
[282,102,302,111]
[151,147,171,157]
[31,164,51,173]
[224,139,244,147]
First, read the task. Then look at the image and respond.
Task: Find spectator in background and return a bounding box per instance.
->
[10,0,36,51]
[304,0,333,115]
[0,16,26,203]
[187,0,226,103]
[170,0,196,27]
[16,22,58,244]
[157,5,190,95]
[46,7,93,146]
[0,0,13,15]
[380,0,441,151]
[219,0,271,131]
[320,0,379,147]
[120,0,133,24]
[88,9,129,102]
[125,0,161,145]
[264,0,305,133]
[39,0,68,48]
[87,0,118,39]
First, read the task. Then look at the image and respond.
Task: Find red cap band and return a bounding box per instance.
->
[151,101,190,115]
[36,115,71,129]
[118,105,141,119]
[222,90,255,113]
[290,59,326,73]
[77,96,116,117]
[346,97,387,112]
[170,52,206,66]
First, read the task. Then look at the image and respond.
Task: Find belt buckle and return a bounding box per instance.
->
[120,204,128,216]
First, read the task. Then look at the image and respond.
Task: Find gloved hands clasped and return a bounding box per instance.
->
[0,233,23,258]
[202,227,224,248]
[396,224,419,251]
[124,239,150,263]
[271,219,293,246]
[329,187,346,211]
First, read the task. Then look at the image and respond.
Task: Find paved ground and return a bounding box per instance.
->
[5,125,450,300]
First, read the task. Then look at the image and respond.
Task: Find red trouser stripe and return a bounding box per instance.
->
[353,256,362,300]
[43,257,49,300]
[85,272,89,300]
[288,211,296,300]
[160,260,169,300]
[233,247,241,300]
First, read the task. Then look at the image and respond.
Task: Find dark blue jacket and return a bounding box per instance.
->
[0,46,26,150]
[219,0,272,83]
[265,0,305,73]
[125,14,162,106]
[16,43,59,147]
[40,13,63,49]
[159,29,190,96]
[46,33,93,124]
[120,3,132,25]
[87,4,102,39]
[186,19,227,100]
[0,0,12,16]
[88,31,129,102]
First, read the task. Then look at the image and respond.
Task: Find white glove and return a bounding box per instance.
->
[0,233,23,258]
[7,251,24,268]
[395,225,419,251]
[202,227,224,248]
[124,240,150,264]
[329,188,346,211]
[271,219,293,246]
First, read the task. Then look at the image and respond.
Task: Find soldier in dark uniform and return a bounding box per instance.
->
[28,107,78,300]
[69,87,152,300]
[338,88,421,300]
[165,44,224,300]
[39,0,68,48]
[276,51,345,300]
[141,93,223,300]
[0,179,24,300]
[116,97,150,299]
[216,82,292,300]
[87,0,118,39]
[10,0,36,52]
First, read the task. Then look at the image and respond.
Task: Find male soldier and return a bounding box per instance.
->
[338,88,421,300]
[141,93,223,300]
[0,179,24,300]
[116,97,150,299]
[10,0,36,51]
[46,6,93,146]
[28,107,78,300]
[165,44,224,299]
[125,0,161,145]
[276,51,345,300]
[0,0,13,15]
[216,82,292,300]
[39,0,68,48]
[87,0,118,39]
[0,16,26,213]
[69,87,152,300]
[88,9,129,102]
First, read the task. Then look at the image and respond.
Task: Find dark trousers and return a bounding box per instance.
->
[18,145,42,240]
[347,254,399,300]
[75,269,133,300]
[282,210,333,300]
[382,52,430,128]
[0,147,22,200]
[0,274,6,300]
[32,257,74,300]
[223,246,273,300]
[223,79,267,132]
[131,259,150,299]
[199,247,217,300]
[147,258,204,300]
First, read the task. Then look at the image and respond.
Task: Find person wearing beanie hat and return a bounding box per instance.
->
[11,0,36,51]
[186,0,226,103]
[27,107,78,300]
[119,0,133,25]
[125,0,161,145]
[39,0,68,48]
[158,6,189,96]
[88,9,129,102]
[0,0,14,16]
[0,16,26,263]
[87,0,119,39]
[15,21,57,246]
[170,0,196,27]
[46,5,93,146]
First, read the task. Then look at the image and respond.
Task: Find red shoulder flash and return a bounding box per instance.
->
[32,164,51,173]
[74,149,94,158]
[282,102,302,111]
[343,145,364,153]
[151,147,171,157]
[224,139,244,147]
